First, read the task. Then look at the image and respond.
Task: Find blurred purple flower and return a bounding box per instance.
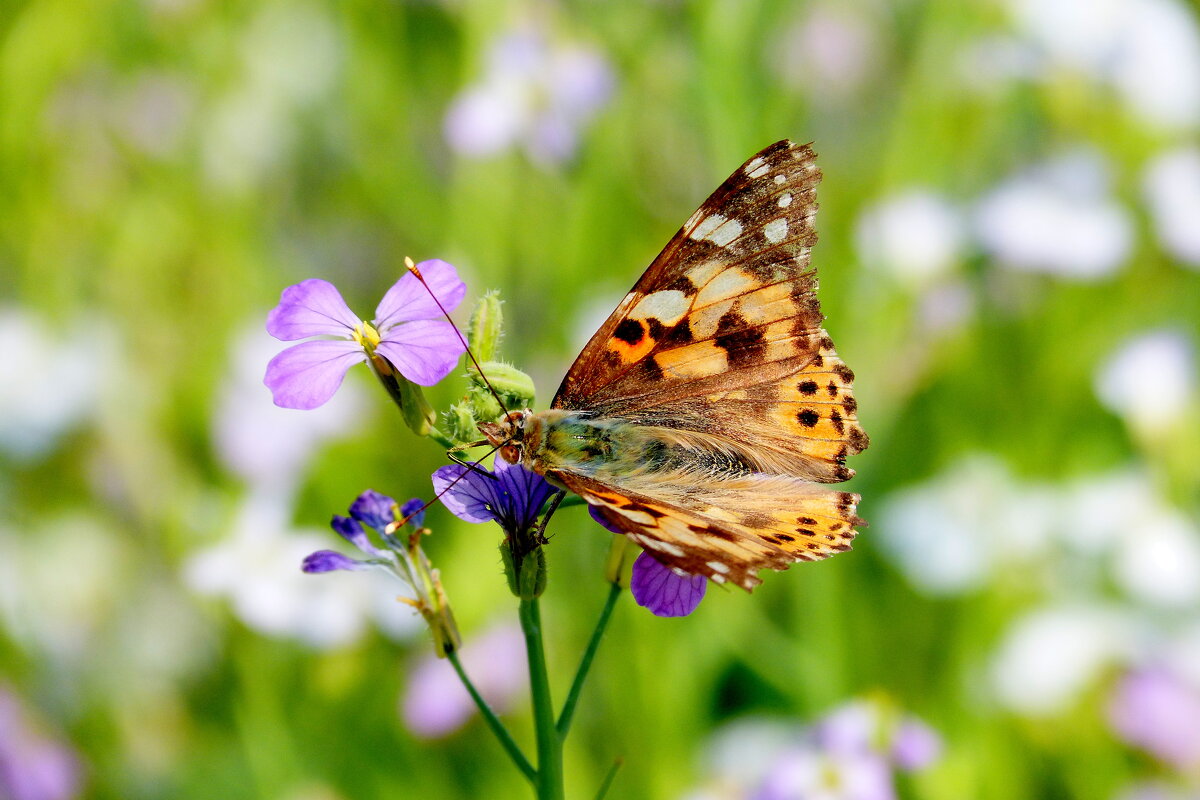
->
[431,458,556,535]
[264,262,467,409]
[349,488,398,533]
[817,699,942,772]
[402,622,527,738]
[1109,668,1200,769]
[0,688,83,800]
[630,552,706,617]
[755,748,895,800]
[443,27,614,165]
[400,497,426,528]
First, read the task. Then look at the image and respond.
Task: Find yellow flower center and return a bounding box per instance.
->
[352,321,382,354]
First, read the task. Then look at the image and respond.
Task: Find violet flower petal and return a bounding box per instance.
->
[375,319,466,386]
[374,260,467,329]
[630,551,706,617]
[432,465,504,524]
[401,498,426,528]
[893,718,942,771]
[494,458,556,533]
[302,550,368,573]
[264,340,363,409]
[349,489,397,532]
[266,279,360,340]
[589,504,624,534]
[330,515,384,558]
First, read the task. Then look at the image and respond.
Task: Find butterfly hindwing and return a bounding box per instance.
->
[556,470,863,590]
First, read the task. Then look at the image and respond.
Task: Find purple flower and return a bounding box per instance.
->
[400,498,426,528]
[756,748,895,800]
[301,550,368,573]
[630,551,706,617]
[1109,668,1200,769]
[264,261,467,409]
[349,488,397,532]
[817,700,943,772]
[590,506,708,617]
[402,621,527,738]
[0,687,82,800]
[431,458,556,535]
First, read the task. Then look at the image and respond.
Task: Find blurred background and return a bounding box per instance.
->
[2,0,1199,798]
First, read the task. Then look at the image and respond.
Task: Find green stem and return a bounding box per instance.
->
[447,649,537,784]
[425,425,455,450]
[557,582,621,741]
[592,758,624,800]
[519,597,563,800]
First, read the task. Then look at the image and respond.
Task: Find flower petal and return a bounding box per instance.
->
[349,489,397,532]
[630,551,706,617]
[588,504,624,534]
[374,260,468,328]
[264,340,363,409]
[302,550,368,573]
[266,279,360,340]
[494,458,557,533]
[376,319,466,386]
[401,498,427,528]
[432,464,504,524]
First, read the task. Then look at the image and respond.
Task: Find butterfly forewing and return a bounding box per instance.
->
[553,140,825,413]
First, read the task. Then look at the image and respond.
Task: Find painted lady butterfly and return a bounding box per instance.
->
[483,140,868,590]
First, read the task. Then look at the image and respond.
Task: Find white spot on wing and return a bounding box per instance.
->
[708,217,743,247]
[695,268,754,307]
[764,218,789,243]
[774,174,786,184]
[630,290,690,326]
[748,164,771,179]
[778,193,793,208]
[690,213,725,241]
[711,573,727,584]
[744,156,765,176]
[707,560,730,574]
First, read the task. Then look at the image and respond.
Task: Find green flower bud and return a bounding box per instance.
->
[467,290,504,362]
[472,361,536,412]
[470,385,504,425]
[445,402,478,444]
[518,546,547,599]
[500,541,519,596]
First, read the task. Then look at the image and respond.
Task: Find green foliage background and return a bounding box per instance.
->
[2,1,1198,798]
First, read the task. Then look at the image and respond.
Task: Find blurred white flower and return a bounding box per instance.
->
[1004,0,1200,130]
[115,72,194,158]
[776,5,880,101]
[1057,470,1161,556]
[877,456,1058,595]
[1095,330,1196,436]
[975,151,1133,279]
[401,621,527,738]
[213,323,367,496]
[1111,510,1200,609]
[443,26,614,165]
[184,496,420,648]
[1143,148,1200,268]
[855,190,966,287]
[991,605,1135,714]
[0,308,116,460]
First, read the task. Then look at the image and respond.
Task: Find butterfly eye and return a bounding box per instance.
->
[499,444,522,464]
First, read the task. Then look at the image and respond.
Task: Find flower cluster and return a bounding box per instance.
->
[688,698,942,800]
[305,489,460,656]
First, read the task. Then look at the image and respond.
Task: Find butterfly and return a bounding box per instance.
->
[483,140,868,590]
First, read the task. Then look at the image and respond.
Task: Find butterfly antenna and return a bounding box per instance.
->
[405,257,509,415]
[394,442,505,529]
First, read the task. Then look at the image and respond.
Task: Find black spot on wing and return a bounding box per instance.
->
[714,310,767,367]
[798,380,818,395]
[797,409,819,427]
[614,319,644,345]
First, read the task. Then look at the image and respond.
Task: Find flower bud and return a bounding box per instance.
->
[445,402,479,444]
[470,385,504,424]
[518,547,547,599]
[467,290,504,362]
[471,361,536,412]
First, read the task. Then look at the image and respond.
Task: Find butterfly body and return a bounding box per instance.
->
[487,140,868,591]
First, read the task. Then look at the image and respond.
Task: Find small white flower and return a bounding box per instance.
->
[855,190,965,287]
[1143,147,1200,268]
[1095,330,1195,436]
[991,605,1134,714]
[1112,511,1200,609]
[975,150,1133,279]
